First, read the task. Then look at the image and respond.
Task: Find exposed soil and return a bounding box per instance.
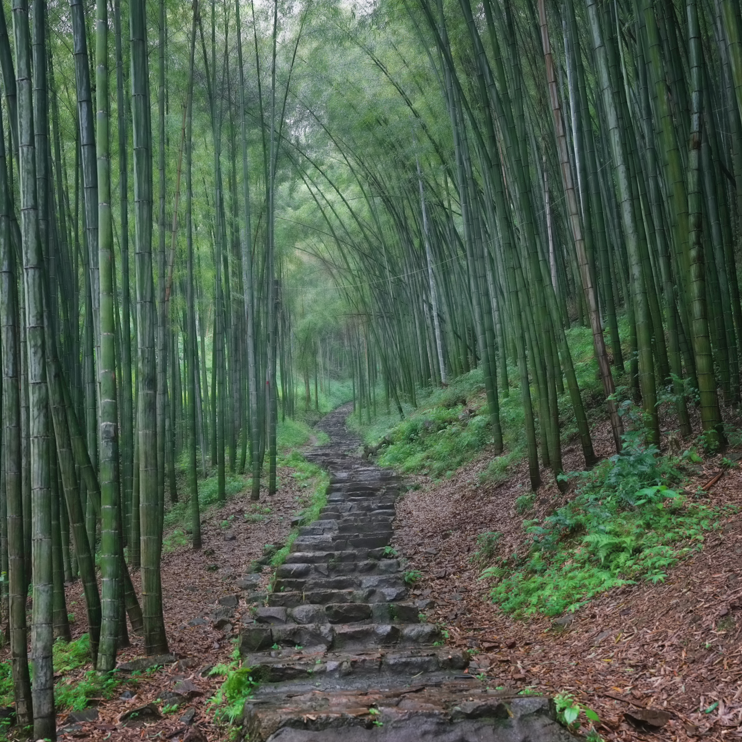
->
[394,441,742,742]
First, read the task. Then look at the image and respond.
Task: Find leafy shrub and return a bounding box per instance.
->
[554,693,600,733]
[376,408,495,477]
[403,569,422,585]
[482,435,721,616]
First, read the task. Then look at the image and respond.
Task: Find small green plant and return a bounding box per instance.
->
[382,545,398,558]
[368,707,383,727]
[473,531,501,564]
[403,569,422,585]
[163,528,189,553]
[55,670,121,711]
[553,693,599,732]
[161,703,179,715]
[515,494,535,514]
[208,651,259,723]
[517,686,541,696]
[0,660,13,707]
[53,634,91,673]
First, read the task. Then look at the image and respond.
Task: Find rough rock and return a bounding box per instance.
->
[117,654,177,672]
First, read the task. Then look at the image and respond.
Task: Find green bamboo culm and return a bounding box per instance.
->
[96,0,122,671]
[687,0,724,449]
[0,75,33,728]
[587,0,660,444]
[12,0,55,734]
[185,0,201,550]
[130,0,168,656]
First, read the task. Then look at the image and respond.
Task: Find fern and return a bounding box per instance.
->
[483,433,722,617]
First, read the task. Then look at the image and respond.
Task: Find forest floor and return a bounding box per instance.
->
[394,443,742,742]
[1,449,326,742]
[348,328,742,741]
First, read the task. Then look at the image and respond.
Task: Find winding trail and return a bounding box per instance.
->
[239,407,573,741]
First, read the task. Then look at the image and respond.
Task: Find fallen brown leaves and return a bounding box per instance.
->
[395,430,742,742]
[0,462,314,742]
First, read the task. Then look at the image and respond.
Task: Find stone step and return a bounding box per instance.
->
[267,584,407,608]
[327,493,396,503]
[243,684,574,742]
[274,574,404,594]
[253,602,421,626]
[276,559,401,579]
[298,519,393,537]
[241,647,469,684]
[336,520,394,534]
[284,548,395,564]
[292,533,393,552]
[319,507,396,519]
[240,622,441,655]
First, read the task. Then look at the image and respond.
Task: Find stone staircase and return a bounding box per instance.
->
[239,407,574,741]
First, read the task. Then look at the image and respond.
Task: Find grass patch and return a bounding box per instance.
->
[0,660,12,708]
[349,369,503,477]
[53,634,124,712]
[1,635,126,730]
[53,633,91,673]
[277,418,313,450]
[314,430,330,445]
[269,451,330,568]
[165,417,322,534]
[481,434,726,616]
[55,670,121,712]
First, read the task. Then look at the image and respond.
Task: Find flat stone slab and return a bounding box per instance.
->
[245,686,575,742]
[117,654,177,672]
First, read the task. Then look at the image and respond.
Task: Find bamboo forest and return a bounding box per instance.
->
[1,0,742,739]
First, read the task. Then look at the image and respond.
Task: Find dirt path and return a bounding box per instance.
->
[238,407,574,741]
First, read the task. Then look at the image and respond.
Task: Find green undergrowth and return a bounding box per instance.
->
[481,432,729,616]
[270,450,330,568]
[0,663,12,719]
[348,323,610,481]
[349,367,497,478]
[208,644,259,727]
[0,633,125,732]
[165,417,319,535]
[54,634,124,711]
